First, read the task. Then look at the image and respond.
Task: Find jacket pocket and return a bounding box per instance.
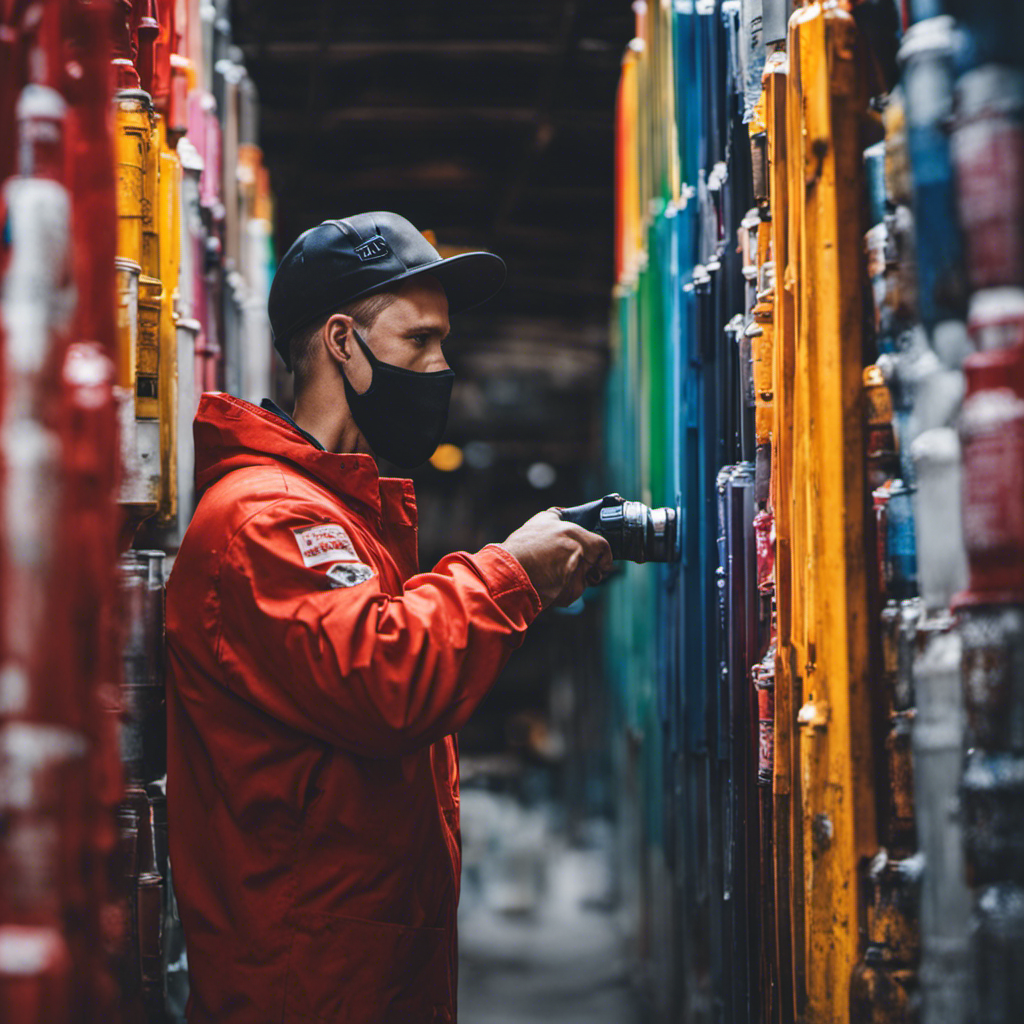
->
[282,912,454,1024]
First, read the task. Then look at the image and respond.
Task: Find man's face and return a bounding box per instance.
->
[344,275,450,393]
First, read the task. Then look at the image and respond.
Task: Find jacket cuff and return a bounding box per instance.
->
[474,544,543,619]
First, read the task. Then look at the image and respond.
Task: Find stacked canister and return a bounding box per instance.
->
[942,5,1024,1023]
[864,2,1024,1021]
[872,13,971,1023]
[609,0,1024,1021]
[858,3,1024,1021]
[107,3,274,1020]
[0,2,275,1023]
[0,3,125,1022]
[110,0,274,546]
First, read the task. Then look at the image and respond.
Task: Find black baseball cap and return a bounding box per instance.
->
[268,211,507,369]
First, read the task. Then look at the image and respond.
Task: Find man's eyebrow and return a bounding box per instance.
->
[406,324,450,339]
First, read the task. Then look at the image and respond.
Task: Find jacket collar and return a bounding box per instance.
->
[260,398,326,451]
[194,393,417,527]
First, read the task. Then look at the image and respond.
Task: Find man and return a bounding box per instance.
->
[165,212,612,1024]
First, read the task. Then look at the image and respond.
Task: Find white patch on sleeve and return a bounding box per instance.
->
[291,523,359,567]
[325,562,377,589]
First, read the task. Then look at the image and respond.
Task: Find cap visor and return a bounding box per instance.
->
[348,251,507,314]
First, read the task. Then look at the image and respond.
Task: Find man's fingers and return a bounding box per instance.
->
[560,521,613,563]
[580,532,613,572]
[555,521,613,593]
[505,508,616,612]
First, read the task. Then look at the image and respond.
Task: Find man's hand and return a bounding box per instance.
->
[498,510,614,610]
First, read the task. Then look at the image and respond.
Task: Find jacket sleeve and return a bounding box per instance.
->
[214,500,542,757]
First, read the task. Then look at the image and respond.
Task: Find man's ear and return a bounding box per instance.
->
[323,314,354,367]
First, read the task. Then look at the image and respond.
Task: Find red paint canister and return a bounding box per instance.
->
[952,66,1024,290]
[753,508,775,594]
[969,288,1024,352]
[753,642,776,787]
[959,344,1024,598]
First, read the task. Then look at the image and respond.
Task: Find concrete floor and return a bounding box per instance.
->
[457,791,641,1024]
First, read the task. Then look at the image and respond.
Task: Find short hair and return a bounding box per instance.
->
[290,289,399,389]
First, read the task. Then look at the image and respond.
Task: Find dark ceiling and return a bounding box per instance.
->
[233,0,632,334]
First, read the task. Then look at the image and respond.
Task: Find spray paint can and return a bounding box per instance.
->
[962,751,1024,886]
[753,641,775,787]
[753,508,774,593]
[866,366,901,492]
[913,613,972,1024]
[958,604,1024,752]
[887,479,919,599]
[899,17,966,328]
[971,882,1024,1024]
[851,850,923,1023]
[886,711,918,854]
[118,551,166,787]
[875,483,894,597]
[867,849,923,964]
[911,428,968,614]
[885,86,912,208]
[883,603,926,723]
[136,800,164,1019]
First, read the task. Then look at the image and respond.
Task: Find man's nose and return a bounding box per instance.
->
[425,348,450,373]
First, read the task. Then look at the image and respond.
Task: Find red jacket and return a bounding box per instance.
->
[166,394,541,1024]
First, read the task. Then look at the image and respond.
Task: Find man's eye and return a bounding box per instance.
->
[412,334,430,346]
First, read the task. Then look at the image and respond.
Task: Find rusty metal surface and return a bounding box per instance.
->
[780,5,877,1020]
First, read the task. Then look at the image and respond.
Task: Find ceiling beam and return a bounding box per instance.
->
[242,40,560,60]
[260,159,612,200]
[261,107,612,132]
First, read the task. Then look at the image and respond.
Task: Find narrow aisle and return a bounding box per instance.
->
[458,789,640,1024]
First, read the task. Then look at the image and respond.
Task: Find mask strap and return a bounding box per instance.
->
[348,325,455,380]
[338,325,377,398]
[350,326,380,368]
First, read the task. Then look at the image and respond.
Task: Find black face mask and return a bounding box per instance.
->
[341,327,455,469]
